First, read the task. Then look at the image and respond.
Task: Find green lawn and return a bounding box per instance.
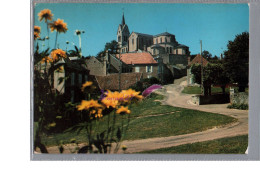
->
[40,94,236,147]
[139,135,248,154]
[182,86,229,94]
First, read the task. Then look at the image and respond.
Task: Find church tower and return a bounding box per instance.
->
[117,13,130,49]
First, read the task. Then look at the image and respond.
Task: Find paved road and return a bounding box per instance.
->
[40,77,248,154]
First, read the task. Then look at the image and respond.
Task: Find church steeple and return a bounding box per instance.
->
[121,13,125,25]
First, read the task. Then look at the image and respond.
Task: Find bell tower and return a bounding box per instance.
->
[117,12,130,49]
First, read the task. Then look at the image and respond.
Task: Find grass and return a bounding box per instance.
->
[182,86,229,94]
[139,135,248,154]
[40,94,236,147]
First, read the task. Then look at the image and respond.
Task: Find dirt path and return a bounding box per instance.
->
[39,77,248,154]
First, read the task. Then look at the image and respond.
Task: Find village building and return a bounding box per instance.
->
[187,54,209,86]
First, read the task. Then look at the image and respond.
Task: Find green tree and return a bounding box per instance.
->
[223,32,249,92]
[202,50,212,61]
[96,40,119,58]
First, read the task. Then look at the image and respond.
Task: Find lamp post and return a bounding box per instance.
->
[200,40,204,95]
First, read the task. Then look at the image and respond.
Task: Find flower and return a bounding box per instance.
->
[40,56,53,64]
[142,85,162,98]
[34,26,41,34]
[116,106,131,115]
[34,32,40,40]
[81,81,93,91]
[101,90,120,108]
[77,99,103,111]
[121,145,127,151]
[50,49,67,62]
[121,89,143,102]
[49,18,68,33]
[38,9,53,22]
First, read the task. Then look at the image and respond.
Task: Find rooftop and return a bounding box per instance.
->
[154,32,175,37]
[116,52,158,65]
[188,54,209,67]
[95,72,143,91]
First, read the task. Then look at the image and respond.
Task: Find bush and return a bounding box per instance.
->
[227,103,248,110]
[129,77,162,92]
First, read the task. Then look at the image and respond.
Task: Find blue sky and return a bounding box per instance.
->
[34,3,249,57]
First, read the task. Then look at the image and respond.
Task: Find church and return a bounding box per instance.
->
[117,13,190,57]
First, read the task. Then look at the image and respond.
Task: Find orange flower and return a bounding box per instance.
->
[40,56,53,64]
[50,49,67,62]
[38,9,53,22]
[116,106,131,115]
[101,90,120,108]
[121,89,143,102]
[34,32,40,40]
[77,99,103,111]
[81,81,93,91]
[49,18,68,33]
[34,26,41,34]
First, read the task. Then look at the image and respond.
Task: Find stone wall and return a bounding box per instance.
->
[230,92,248,105]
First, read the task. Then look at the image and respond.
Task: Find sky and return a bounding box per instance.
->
[34,3,249,57]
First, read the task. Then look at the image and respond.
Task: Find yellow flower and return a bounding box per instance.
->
[121,145,127,151]
[101,90,119,108]
[81,81,93,91]
[77,99,103,111]
[116,106,131,115]
[34,26,41,34]
[40,56,53,64]
[121,89,143,102]
[49,18,68,33]
[38,9,53,22]
[50,49,67,62]
[34,32,40,40]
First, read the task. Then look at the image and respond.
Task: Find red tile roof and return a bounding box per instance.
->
[188,54,209,67]
[95,73,143,91]
[116,52,157,65]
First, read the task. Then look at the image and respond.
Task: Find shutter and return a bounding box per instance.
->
[151,66,153,72]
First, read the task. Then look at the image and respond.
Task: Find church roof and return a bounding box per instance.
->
[116,52,157,65]
[122,13,125,25]
[132,32,153,37]
[176,44,189,48]
[154,32,175,37]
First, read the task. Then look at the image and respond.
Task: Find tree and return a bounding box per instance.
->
[202,50,212,61]
[96,40,119,58]
[191,62,229,95]
[223,32,249,92]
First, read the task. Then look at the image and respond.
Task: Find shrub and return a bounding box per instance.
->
[227,103,248,110]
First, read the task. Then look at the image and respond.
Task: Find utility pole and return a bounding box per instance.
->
[200,40,204,95]
[118,48,122,91]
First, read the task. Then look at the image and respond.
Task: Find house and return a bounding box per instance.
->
[187,54,209,85]
[53,57,89,103]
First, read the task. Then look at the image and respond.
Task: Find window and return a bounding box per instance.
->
[78,74,82,86]
[170,47,172,54]
[156,39,158,44]
[118,36,121,42]
[166,47,169,53]
[135,66,140,72]
[132,39,134,45]
[146,66,153,73]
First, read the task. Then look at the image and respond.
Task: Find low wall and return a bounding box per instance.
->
[230,92,248,105]
[191,94,230,105]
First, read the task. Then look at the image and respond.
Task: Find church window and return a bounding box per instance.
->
[132,39,134,45]
[118,36,121,42]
